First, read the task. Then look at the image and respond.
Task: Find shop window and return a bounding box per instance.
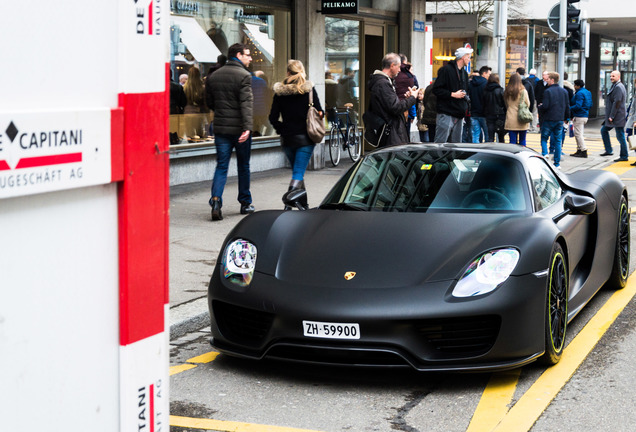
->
[325,17,360,120]
[169,1,291,145]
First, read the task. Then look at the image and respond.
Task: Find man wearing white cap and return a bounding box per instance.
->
[432,46,472,142]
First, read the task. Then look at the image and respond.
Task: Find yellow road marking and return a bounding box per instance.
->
[188,351,220,363]
[170,415,325,432]
[492,277,636,432]
[466,369,521,432]
[170,351,221,376]
[170,364,197,376]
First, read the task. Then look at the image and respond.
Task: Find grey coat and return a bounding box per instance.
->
[604,81,627,128]
[205,59,253,135]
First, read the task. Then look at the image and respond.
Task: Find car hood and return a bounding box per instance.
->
[237,210,531,289]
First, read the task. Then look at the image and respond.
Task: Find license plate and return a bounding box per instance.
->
[303,320,360,339]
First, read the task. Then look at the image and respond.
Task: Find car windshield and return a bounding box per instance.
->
[320,149,529,213]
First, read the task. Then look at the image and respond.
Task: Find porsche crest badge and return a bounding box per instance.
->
[344,271,356,280]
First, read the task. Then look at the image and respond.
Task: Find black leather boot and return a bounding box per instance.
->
[210,198,223,221]
[282,180,308,210]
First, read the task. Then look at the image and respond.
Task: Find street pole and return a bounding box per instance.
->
[558,0,567,87]
[494,0,508,80]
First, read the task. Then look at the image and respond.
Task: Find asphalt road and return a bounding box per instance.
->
[169,129,636,432]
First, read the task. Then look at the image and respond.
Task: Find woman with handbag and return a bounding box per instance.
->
[504,73,531,146]
[269,59,324,210]
[483,73,506,143]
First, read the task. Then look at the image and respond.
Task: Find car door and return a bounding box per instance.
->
[527,157,591,302]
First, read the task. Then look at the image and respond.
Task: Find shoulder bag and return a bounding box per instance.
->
[306,89,326,143]
[518,95,533,124]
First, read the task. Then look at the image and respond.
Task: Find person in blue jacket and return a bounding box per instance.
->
[569,79,593,158]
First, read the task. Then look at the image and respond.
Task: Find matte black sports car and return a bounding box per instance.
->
[208,143,630,371]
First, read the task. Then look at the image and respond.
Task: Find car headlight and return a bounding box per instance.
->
[453,248,520,297]
[222,239,257,286]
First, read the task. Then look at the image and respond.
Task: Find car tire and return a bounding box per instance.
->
[541,243,568,366]
[607,195,630,290]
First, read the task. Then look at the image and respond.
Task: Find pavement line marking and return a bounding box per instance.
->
[170,364,197,376]
[170,351,221,376]
[170,415,325,432]
[188,351,220,363]
[492,276,636,432]
[466,369,521,432]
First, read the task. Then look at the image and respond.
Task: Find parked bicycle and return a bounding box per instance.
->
[328,104,361,166]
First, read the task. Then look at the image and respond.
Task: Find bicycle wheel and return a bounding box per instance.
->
[346,123,361,162]
[329,125,341,166]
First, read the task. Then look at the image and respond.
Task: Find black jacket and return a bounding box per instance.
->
[268,81,323,138]
[367,71,416,147]
[521,78,536,112]
[205,59,253,135]
[432,59,469,118]
[534,80,547,104]
[482,82,506,122]
[420,84,437,125]
[468,75,488,117]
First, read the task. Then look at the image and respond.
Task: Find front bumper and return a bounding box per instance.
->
[208,268,548,372]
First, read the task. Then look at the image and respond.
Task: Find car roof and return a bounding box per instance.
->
[370,142,538,160]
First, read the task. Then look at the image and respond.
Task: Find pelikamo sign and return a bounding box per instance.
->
[321,0,358,14]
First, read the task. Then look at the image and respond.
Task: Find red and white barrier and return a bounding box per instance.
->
[0,1,170,430]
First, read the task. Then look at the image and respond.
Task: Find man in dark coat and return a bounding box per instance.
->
[538,71,570,168]
[367,53,418,147]
[432,46,472,143]
[205,43,254,220]
[468,65,491,143]
[600,70,629,161]
[534,70,549,127]
[517,67,537,132]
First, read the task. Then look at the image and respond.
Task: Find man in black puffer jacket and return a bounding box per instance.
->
[432,46,472,143]
[205,43,254,221]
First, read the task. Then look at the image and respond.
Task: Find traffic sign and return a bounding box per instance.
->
[547,3,561,34]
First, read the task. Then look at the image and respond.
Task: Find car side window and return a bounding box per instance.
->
[527,157,562,211]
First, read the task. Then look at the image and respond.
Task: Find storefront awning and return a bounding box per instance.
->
[171,16,221,63]
[243,23,274,63]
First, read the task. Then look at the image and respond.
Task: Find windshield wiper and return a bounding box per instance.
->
[319,202,367,211]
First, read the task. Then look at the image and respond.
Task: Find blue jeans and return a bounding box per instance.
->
[210,133,252,207]
[283,144,315,181]
[541,121,563,166]
[471,116,488,143]
[435,113,464,143]
[509,130,527,146]
[601,125,628,159]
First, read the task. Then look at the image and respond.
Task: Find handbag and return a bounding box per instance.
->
[568,122,574,138]
[363,110,391,148]
[306,89,325,143]
[629,134,636,151]
[517,97,533,124]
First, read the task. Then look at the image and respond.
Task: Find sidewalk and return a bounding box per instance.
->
[168,119,615,339]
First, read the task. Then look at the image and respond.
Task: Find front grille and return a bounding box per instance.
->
[213,301,274,346]
[415,315,501,357]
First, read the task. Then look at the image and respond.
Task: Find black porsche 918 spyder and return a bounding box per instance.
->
[207,143,630,371]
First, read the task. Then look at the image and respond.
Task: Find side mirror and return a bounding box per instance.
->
[564,194,596,215]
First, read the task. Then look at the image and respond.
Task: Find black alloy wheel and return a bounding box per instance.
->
[541,243,568,366]
[608,195,630,289]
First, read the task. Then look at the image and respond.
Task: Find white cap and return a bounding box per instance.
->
[455,47,474,58]
[529,68,537,75]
